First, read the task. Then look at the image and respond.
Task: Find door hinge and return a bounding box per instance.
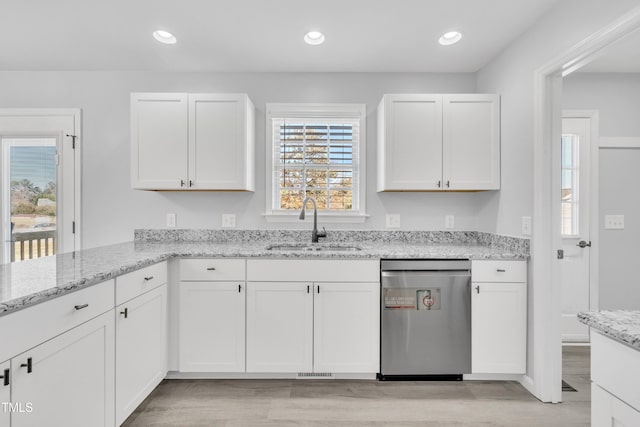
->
[66,134,77,149]
[72,221,76,234]
[557,249,564,259]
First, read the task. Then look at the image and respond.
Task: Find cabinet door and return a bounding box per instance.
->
[378,94,443,190]
[131,93,188,189]
[0,360,8,427]
[11,311,114,427]
[471,282,526,374]
[313,283,380,373]
[179,282,245,372]
[246,282,313,372]
[592,383,640,427]
[116,285,167,426]
[188,94,254,190]
[443,94,500,190]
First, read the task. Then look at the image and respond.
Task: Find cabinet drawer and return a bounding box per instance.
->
[472,260,526,283]
[0,280,114,363]
[247,259,379,282]
[116,262,167,305]
[181,259,245,281]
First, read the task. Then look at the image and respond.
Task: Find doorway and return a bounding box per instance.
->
[0,110,81,264]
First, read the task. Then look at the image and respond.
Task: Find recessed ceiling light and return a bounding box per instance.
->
[439,31,462,46]
[153,30,177,45]
[304,31,325,46]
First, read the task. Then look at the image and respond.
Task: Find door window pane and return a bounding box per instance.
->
[561,134,579,236]
[3,138,57,262]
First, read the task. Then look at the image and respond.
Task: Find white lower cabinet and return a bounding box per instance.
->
[313,283,380,373]
[592,383,640,427]
[246,282,313,373]
[471,260,527,374]
[246,280,380,374]
[10,311,115,427]
[179,282,245,372]
[0,360,9,427]
[116,284,167,426]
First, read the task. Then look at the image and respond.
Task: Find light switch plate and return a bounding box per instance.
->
[166,213,176,228]
[222,214,237,228]
[445,215,454,229]
[386,214,401,228]
[604,215,624,229]
[522,216,532,236]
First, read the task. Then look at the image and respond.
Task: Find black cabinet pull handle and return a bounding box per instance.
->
[120,308,128,318]
[496,269,506,273]
[317,285,320,294]
[74,304,89,310]
[475,286,480,294]
[144,276,154,281]
[20,357,32,373]
[0,368,9,386]
[238,284,242,293]
[206,267,216,271]
[189,180,194,187]
[307,285,310,294]
[437,180,441,188]
[180,180,186,187]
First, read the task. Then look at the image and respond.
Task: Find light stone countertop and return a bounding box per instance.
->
[0,238,528,318]
[578,310,640,351]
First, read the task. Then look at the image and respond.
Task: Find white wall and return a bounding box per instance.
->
[475,0,640,384]
[0,71,490,248]
[563,72,640,310]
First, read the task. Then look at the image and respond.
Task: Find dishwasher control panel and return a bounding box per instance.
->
[383,288,441,310]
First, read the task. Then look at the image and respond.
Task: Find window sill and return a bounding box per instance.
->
[263,212,369,224]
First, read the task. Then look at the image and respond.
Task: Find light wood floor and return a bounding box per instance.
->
[123,346,590,427]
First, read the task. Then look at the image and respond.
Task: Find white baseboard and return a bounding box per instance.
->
[165,371,377,380]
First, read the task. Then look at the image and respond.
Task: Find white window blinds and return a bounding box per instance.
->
[271,117,360,212]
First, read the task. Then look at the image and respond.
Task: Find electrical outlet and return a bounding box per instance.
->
[522,216,532,236]
[604,215,624,229]
[166,213,176,228]
[445,215,455,229]
[386,214,401,228]
[222,214,237,228]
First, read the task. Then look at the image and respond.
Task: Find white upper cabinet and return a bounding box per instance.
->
[131,92,255,191]
[131,93,189,190]
[442,94,500,190]
[377,94,443,190]
[377,93,500,191]
[188,94,255,191]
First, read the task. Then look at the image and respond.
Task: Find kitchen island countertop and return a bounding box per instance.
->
[578,310,640,351]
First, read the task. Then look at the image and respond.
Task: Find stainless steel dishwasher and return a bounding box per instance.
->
[379,259,471,380]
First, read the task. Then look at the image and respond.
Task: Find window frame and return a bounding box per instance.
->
[264,103,367,223]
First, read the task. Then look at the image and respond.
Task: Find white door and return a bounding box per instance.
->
[0,360,9,427]
[560,116,593,342]
[0,110,80,263]
[116,285,167,425]
[11,311,114,427]
[313,282,380,373]
[179,281,245,372]
[246,282,313,373]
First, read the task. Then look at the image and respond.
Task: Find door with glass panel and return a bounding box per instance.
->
[0,111,79,264]
[560,116,592,342]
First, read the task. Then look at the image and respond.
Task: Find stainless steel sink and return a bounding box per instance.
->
[265,244,362,252]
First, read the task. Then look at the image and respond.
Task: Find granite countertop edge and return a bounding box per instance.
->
[0,241,528,318]
[578,310,640,351]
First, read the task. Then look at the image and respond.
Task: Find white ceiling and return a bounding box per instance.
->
[0,0,561,72]
[578,28,640,72]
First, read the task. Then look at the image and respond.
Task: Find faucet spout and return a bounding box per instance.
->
[299,197,327,243]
